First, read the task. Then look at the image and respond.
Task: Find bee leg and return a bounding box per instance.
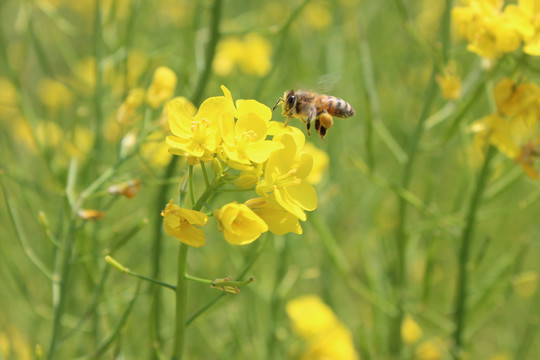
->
[306,119,311,135]
[319,125,327,139]
[315,117,321,132]
[283,117,291,126]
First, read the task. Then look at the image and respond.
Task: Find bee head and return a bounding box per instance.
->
[272,90,296,116]
[283,90,296,116]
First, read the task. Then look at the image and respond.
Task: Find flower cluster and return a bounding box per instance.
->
[213,34,272,77]
[470,78,540,178]
[163,86,321,247]
[286,295,358,360]
[453,0,540,59]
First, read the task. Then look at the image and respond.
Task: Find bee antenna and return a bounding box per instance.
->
[272,98,283,112]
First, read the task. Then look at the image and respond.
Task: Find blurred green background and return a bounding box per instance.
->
[1,0,539,359]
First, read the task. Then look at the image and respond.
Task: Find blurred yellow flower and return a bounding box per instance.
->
[213,33,272,77]
[37,78,74,110]
[488,351,513,360]
[302,1,332,31]
[302,142,329,185]
[214,202,268,245]
[470,78,540,171]
[74,57,97,93]
[116,88,145,125]
[220,85,283,169]
[401,314,423,344]
[65,126,94,161]
[256,134,317,221]
[0,78,19,121]
[415,339,444,360]
[166,92,234,161]
[513,271,538,298]
[36,121,63,149]
[0,328,32,360]
[146,66,177,109]
[161,200,208,248]
[245,195,302,235]
[286,295,339,339]
[452,0,540,58]
[436,64,461,100]
[141,130,173,168]
[286,295,359,360]
[515,140,540,179]
[301,324,358,360]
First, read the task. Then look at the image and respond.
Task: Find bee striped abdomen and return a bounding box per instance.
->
[318,96,355,118]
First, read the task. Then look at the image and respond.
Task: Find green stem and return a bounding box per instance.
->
[185,274,213,285]
[452,146,496,359]
[191,0,222,106]
[47,223,76,360]
[92,0,104,164]
[390,66,438,357]
[172,243,189,360]
[200,160,210,188]
[188,165,195,206]
[186,234,268,326]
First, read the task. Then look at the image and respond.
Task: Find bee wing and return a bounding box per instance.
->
[313,73,339,94]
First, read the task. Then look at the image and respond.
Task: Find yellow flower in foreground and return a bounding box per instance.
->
[401,314,423,344]
[166,93,234,161]
[214,202,268,245]
[220,85,283,169]
[245,196,302,235]
[286,295,339,339]
[146,66,177,109]
[256,134,317,221]
[161,200,208,248]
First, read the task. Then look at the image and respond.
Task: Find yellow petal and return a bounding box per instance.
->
[286,182,318,211]
[236,99,272,121]
[168,99,192,137]
[246,141,284,163]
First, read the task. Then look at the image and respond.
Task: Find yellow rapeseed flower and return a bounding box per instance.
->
[256,134,317,221]
[286,295,339,339]
[213,33,272,77]
[302,142,329,185]
[300,324,358,360]
[452,0,540,58]
[219,85,283,169]
[0,78,18,121]
[166,92,234,161]
[401,314,423,344]
[161,200,208,248]
[146,66,177,109]
[37,78,74,110]
[436,63,462,100]
[286,295,359,360]
[245,195,302,235]
[214,202,268,245]
[415,339,443,360]
[141,130,173,168]
[116,88,145,125]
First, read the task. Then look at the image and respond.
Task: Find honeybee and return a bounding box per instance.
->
[272,90,355,139]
